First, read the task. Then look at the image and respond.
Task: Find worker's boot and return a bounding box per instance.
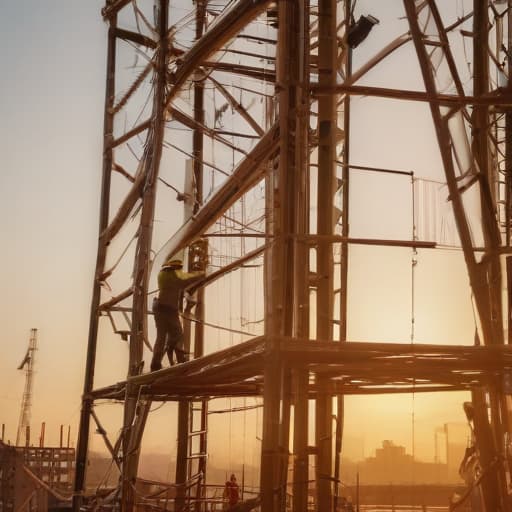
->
[175,348,188,364]
[150,360,162,372]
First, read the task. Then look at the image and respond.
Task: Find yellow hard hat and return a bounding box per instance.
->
[162,258,183,269]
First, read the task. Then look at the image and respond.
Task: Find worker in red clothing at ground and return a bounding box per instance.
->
[150,258,205,371]
[223,473,240,509]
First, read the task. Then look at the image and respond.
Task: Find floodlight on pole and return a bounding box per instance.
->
[348,15,379,48]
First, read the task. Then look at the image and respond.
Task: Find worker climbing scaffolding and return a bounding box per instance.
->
[150,240,208,371]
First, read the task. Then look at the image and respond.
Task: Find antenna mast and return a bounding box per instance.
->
[16,328,38,446]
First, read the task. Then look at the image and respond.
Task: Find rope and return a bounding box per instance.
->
[103,233,138,278]
[163,141,230,177]
[181,313,254,337]
[411,174,418,344]
[132,0,158,34]
[149,401,167,413]
[208,404,263,415]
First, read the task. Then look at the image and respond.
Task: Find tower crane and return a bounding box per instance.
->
[16,328,38,446]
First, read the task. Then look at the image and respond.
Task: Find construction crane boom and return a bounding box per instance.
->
[16,328,38,446]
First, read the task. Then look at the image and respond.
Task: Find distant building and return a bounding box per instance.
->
[21,445,75,491]
[443,423,470,481]
[0,440,74,512]
[1,440,47,511]
[357,440,455,485]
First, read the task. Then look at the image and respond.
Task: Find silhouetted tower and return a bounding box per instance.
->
[16,328,37,446]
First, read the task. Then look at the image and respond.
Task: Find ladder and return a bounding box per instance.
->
[186,400,208,511]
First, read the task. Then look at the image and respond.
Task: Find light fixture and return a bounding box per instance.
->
[348,15,379,49]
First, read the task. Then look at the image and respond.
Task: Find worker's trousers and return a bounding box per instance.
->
[151,301,186,371]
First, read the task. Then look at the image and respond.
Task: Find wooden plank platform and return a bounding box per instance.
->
[88,337,512,401]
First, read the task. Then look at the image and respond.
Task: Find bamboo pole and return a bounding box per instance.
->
[334,2,352,507]
[166,0,273,107]
[102,0,131,19]
[312,83,512,106]
[261,0,299,509]
[176,5,207,510]
[208,76,265,136]
[109,119,151,149]
[292,0,311,510]
[192,6,208,508]
[315,0,337,509]
[471,2,509,507]
[73,13,117,512]
[90,409,120,468]
[120,2,169,510]
[162,124,278,260]
[403,0,504,507]
[468,0,505,346]
[507,0,512,250]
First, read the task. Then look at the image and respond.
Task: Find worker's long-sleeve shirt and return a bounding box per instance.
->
[157,268,205,308]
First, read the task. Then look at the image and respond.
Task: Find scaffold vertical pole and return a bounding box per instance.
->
[175,3,207,509]
[316,0,338,510]
[335,1,352,506]
[121,1,169,510]
[292,0,311,510]
[472,2,510,507]
[404,0,508,508]
[73,13,117,511]
[507,0,512,251]
[261,0,306,509]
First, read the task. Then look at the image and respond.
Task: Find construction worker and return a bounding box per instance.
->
[150,258,205,371]
[223,473,240,509]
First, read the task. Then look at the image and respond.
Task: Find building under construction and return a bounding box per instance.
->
[0,329,76,511]
[0,440,75,512]
[72,1,512,511]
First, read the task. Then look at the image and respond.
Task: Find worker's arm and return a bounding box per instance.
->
[177,270,206,289]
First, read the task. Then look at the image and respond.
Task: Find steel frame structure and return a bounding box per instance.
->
[74,1,512,511]
[16,328,38,447]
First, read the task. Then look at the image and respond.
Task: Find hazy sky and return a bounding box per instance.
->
[0,0,477,477]
[0,0,105,446]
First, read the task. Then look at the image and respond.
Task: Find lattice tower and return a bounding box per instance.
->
[16,328,38,446]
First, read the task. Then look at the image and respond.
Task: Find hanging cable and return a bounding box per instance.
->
[208,404,263,414]
[411,173,417,494]
[180,313,255,337]
[411,173,418,344]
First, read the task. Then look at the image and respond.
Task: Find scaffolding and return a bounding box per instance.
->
[74,1,512,511]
